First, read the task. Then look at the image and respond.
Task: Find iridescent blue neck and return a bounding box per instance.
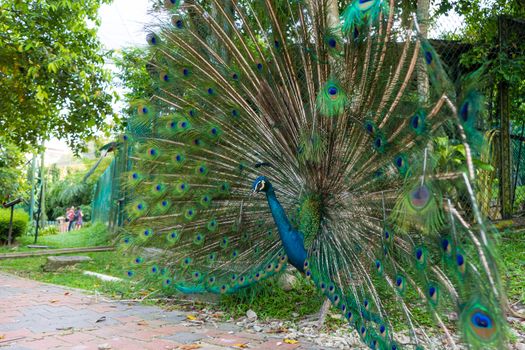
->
[265,184,307,271]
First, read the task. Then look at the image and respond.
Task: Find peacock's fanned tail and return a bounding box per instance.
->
[122,0,506,349]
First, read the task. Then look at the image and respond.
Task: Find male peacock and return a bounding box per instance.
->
[121,0,507,349]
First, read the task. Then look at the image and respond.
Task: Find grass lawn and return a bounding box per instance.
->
[0,223,524,335]
[0,223,110,253]
[499,229,525,306]
[0,223,140,299]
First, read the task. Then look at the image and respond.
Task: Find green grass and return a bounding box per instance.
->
[0,250,142,299]
[217,274,323,321]
[499,229,525,305]
[0,223,110,253]
[0,224,524,336]
[0,223,142,299]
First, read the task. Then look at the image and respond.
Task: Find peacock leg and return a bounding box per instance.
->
[317,298,332,328]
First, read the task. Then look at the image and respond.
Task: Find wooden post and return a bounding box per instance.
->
[499,16,512,219]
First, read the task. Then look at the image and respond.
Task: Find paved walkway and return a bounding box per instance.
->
[0,273,321,350]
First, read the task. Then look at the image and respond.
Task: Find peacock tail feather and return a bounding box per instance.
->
[120,1,507,349]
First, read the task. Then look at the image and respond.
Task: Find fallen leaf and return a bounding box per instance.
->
[268,327,288,333]
[137,320,149,326]
[179,344,201,350]
[186,315,197,321]
[284,339,299,344]
[233,343,247,348]
[64,292,71,296]
[49,299,59,303]
[0,334,5,340]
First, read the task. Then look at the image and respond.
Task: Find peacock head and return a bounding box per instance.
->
[252,176,270,194]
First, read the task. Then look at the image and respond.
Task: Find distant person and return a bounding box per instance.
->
[56,216,67,233]
[67,207,75,231]
[75,208,83,230]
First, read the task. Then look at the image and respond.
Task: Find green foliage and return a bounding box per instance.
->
[0,223,136,299]
[0,138,28,200]
[452,0,525,122]
[0,222,109,252]
[113,47,156,122]
[0,208,29,243]
[218,274,323,320]
[34,222,109,248]
[38,225,59,236]
[514,185,525,212]
[0,0,117,153]
[45,157,112,220]
[499,230,525,305]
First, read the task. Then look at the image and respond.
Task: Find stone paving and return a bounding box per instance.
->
[0,273,320,350]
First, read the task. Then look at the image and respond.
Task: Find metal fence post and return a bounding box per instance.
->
[498,16,513,219]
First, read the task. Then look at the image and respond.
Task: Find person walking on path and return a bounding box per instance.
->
[67,207,75,232]
[75,208,83,230]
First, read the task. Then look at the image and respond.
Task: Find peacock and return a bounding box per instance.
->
[120,0,507,349]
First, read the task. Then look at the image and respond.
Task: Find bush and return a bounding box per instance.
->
[514,185,525,212]
[39,225,59,236]
[0,208,29,243]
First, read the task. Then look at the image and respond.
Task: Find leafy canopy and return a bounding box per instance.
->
[0,138,28,201]
[0,0,116,152]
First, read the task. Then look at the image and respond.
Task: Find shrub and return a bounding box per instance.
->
[0,208,29,243]
[39,225,59,236]
[514,185,525,212]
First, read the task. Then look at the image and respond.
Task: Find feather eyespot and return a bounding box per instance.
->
[328,86,338,96]
[460,102,470,122]
[425,51,433,64]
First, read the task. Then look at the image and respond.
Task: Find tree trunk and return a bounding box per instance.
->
[416,0,430,103]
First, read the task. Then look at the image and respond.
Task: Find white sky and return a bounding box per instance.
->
[98,0,151,50]
[45,0,150,164]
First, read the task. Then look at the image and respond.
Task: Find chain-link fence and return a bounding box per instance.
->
[91,144,130,231]
[427,11,525,221]
[512,124,525,215]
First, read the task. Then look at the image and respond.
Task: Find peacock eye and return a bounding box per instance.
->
[257,181,265,191]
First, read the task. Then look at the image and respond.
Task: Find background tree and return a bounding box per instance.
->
[45,156,113,222]
[0,138,28,201]
[0,0,117,154]
[113,47,156,122]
